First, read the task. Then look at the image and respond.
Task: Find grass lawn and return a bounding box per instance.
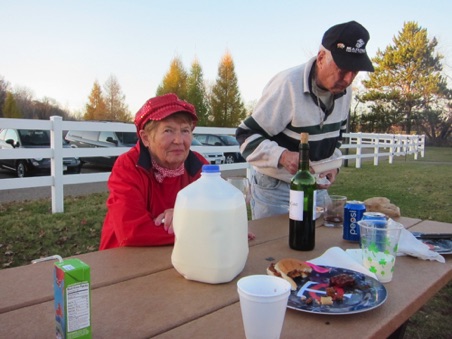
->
[0,146,451,337]
[330,148,452,223]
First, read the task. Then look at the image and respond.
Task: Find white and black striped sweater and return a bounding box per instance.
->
[236,57,351,183]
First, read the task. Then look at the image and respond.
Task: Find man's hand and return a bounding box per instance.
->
[316,168,339,189]
[279,150,299,175]
[279,150,340,188]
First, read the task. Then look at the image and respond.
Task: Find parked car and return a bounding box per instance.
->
[0,128,82,178]
[191,138,225,164]
[193,133,245,164]
[65,130,138,168]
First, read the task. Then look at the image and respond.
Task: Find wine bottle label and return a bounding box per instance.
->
[289,190,304,221]
[312,190,317,219]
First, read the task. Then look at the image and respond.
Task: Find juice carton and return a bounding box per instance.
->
[33,255,92,339]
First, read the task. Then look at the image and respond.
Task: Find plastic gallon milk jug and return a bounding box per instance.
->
[171,165,249,284]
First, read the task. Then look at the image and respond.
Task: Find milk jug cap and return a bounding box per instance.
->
[202,165,220,173]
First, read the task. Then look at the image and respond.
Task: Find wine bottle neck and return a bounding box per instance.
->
[299,144,310,171]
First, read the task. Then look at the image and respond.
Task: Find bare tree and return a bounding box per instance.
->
[13,86,35,119]
[0,76,10,117]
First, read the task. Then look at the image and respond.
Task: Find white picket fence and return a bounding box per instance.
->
[341,132,425,167]
[0,117,424,213]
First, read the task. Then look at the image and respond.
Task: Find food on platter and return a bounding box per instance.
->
[300,295,313,305]
[266,263,281,277]
[267,260,364,307]
[329,273,356,288]
[326,286,344,301]
[281,265,387,314]
[266,258,312,290]
[320,296,334,305]
[363,197,401,218]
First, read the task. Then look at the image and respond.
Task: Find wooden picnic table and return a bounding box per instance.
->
[1,215,450,338]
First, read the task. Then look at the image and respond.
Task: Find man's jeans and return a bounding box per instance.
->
[250,171,328,220]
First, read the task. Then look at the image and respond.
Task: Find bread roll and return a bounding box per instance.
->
[267,258,312,290]
[364,197,401,218]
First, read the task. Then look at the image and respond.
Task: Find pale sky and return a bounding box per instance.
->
[1,0,451,116]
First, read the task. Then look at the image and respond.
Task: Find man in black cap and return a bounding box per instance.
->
[236,21,374,219]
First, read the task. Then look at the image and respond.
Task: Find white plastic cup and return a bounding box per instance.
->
[237,275,291,339]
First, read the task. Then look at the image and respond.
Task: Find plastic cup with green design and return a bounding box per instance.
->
[358,220,403,283]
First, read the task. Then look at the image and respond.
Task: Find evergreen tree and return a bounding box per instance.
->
[156,56,188,100]
[3,92,21,118]
[104,75,131,122]
[84,80,107,121]
[209,51,246,127]
[186,58,209,125]
[360,21,448,135]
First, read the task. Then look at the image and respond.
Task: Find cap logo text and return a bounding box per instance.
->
[355,39,365,48]
[345,39,366,54]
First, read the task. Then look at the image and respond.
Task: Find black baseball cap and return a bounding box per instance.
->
[322,21,374,72]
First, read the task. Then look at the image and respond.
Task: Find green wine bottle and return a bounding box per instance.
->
[289,133,317,251]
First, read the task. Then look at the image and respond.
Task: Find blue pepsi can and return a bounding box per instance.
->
[361,212,388,250]
[343,201,366,242]
[362,212,387,227]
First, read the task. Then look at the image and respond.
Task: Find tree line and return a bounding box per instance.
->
[0,22,450,145]
[0,50,247,128]
[155,51,247,127]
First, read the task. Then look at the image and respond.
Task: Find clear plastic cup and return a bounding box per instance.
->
[323,195,347,227]
[359,220,403,283]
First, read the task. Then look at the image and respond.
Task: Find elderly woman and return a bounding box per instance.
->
[99,93,209,250]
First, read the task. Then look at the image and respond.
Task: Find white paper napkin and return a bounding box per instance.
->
[388,219,446,263]
[308,246,377,279]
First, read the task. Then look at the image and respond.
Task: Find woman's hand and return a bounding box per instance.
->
[248,231,256,241]
[154,209,175,234]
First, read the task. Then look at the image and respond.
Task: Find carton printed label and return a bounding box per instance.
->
[67,283,91,332]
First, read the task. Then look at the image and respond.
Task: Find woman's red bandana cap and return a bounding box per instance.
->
[134,93,198,132]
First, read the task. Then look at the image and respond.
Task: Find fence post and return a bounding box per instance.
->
[396,134,401,154]
[420,135,425,157]
[373,135,379,166]
[404,135,408,154]
[50,116,64,213]
[389,135,395,164]
[356,133,362,169]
